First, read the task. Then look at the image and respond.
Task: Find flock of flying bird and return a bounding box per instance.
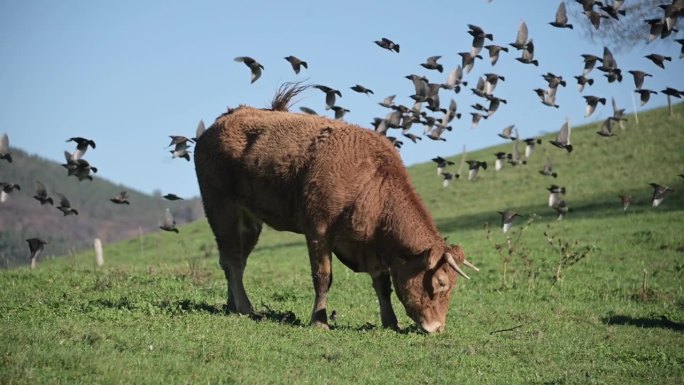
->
[230,0,683,233]
[0,129,196,265]
[2,0,683,264]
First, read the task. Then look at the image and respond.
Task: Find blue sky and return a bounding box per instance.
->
[1,0,682,198]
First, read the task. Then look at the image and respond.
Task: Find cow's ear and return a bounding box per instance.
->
[425,248,442,270]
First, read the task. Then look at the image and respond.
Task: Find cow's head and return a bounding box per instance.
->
[390,244,476,333]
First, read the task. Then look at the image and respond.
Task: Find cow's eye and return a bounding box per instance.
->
[434,275,449,293]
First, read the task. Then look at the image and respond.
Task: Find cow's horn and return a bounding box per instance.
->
[446,253,470,280]
[462,259,480,271]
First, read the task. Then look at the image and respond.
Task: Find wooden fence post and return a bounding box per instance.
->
[94,238,104,267]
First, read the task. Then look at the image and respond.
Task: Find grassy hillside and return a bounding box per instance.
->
[1,105,682,384]
[0,149,204,268]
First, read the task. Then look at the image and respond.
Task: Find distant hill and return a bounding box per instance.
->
[0,148,204,267]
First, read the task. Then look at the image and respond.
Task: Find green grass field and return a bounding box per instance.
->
[2,105,683,384]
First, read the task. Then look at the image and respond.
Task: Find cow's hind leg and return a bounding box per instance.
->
[208,201,262,315]
[305,233,333,329]
[372,273,399,330]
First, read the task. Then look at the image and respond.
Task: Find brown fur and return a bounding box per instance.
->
[194,86,467,333]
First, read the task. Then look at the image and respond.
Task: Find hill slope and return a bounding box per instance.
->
[1,105,683,385]
[0,149,204,267]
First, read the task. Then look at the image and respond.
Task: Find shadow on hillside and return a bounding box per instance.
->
[435,196,683,234]
[602,315,683,331]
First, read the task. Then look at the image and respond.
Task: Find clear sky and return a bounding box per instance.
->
[1,0,682,198]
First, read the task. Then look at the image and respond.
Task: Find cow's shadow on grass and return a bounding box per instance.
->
[248,304,305,327]
[602,314,683,331]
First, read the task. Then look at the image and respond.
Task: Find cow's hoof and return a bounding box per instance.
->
[311,321,330,331]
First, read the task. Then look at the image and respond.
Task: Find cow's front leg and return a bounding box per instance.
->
[306,235,333,329]
[372,273,399,330]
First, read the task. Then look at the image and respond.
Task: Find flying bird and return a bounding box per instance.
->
[331,106,350,120]
[350,84,374,95]
[627,70,652,90]
[170,142,191,162]
[549,1,573,29]
[66,137,96,160]
[167,135,193,148]
[378,95,396,109]
[470,112,488,129]
[618,194,633,211]
[442,66,468,93]
[549,119,573,153]
[583,95,606,117]
[539,157,558,178]
[596,118,616,137]
[458,52,482,74]
[441,172,458,188]
[160,208,179,233]
[581,54,602,76]
[313,84,342,110]
[554,200,572,220]
[163,193,184,201]
[467,24,493,55]
[55,193,79,216]
[484,44,508,66]
[494,152,509,171]
[26,238,48,267]
[523,138,542,159]
[284,55,308,74]
[466,160,488,181]
[33,180,53,205]
[0,133,12,163]
[0,182,20,203]
[420,56,444,72]
[432,156,455,176]
[507,141,526,166]
[193,120,206,142]
[509,20,529,50]
[596,47,622,82]
[574,75,594,92]
[62,151,98,181]
[547,184,566,208]
[498,210,521,233]
[299,106,318,115]
[484,73,505,95]
[649,183,674,207]
[234,56,264,84]
[497,124,517,141]
[110,191,130,205]
[374,37,400,53]
[515,39,538,66]
[634,89,658,106]
[644,53,672,69]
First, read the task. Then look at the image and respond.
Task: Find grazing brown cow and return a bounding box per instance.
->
[194,84,476,333]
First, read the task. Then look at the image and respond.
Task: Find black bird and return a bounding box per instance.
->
[677,38,684,58]
[386,136,403,150]
[597,47,622,82]
[33,180,53,205]
[163,193,184,201]
[509,21,529,50]
[649,183,674,207]
[611,97,627,130]
[420,56,444,72]
[167,135,193,148]
[110,191,130,205]
[299,106,318,115]
[549,1,573,29]
[26,238,48,267]
[374,37,400,53]
[618,194,633,211]
[0,182,20,203]
[467,24,493,55]
[494,152,509,171]
[470,112,488,129]
[458,52,482,74]
[350,84,374,95]
[661,87,683,98]
[441,172,458,188]
[466,160,488,181]
[497,124,517,141]
[539,157,558,178]
[55,193,78,216]
[170,142,191,162]
[66,137,96,160]
[581,54,602,76]
[331,106,350,120]
[234,56,264,84]
[600,0,626,19]
[549,119,572,153]
[596,118,616,137]
[378,95,396,109]
[507,141,527,166]
[586,10,608,30]
[160,208,179,233]
[284,55,308,74]
[442,66,468,93]
[313,85,342,110]
[498,210,522,233]
[192,120,205,142]
[432,156,455,176]
[627,70,652,90]
[484,45,508,66]
[484,73,506,95]
[583,95,606,117]
[61,151,98,181]
[0,133,12,163]
[575,0,601,13]
[547,185,566,208]
[554,200,572,220]
[515,39,538,66]
[645,53,672,69]
[574,75,594,93]
[523,138,542,159]
[485,95,507,117]
[634,89,658,106]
